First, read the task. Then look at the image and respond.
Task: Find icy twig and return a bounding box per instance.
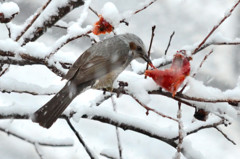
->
[191,0,240,55]
[64,117,97,159]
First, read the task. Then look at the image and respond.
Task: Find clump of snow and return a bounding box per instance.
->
[101,2,121,26]
[184,77,238,118]
[67,24,92,38]
[0,2,19,18]
[77,0,91,26]
[23,42,51,58]
[0,38,22,53]
[185,77,224,99]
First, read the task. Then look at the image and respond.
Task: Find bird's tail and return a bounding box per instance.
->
[32,81,84,128]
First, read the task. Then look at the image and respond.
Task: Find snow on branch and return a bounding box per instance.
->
[0,126,73,147]
[18,0,85,46]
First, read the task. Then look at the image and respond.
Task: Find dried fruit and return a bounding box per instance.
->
[92,15,113,35]
[145,50,191,96]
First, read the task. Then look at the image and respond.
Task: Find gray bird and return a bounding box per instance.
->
[32,33,153,128]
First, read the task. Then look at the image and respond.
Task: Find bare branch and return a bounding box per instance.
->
[5,24,11,38]
[165,31,175,55]
[120,0,158,25]
[215,126,236,145]
[145,25,156,78]
[192,0,240,55]
[171,119,224,141]
[89,6,98,16]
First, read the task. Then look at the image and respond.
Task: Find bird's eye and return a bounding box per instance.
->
[137,46,142,51]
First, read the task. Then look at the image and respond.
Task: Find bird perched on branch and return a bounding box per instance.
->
[32,33,154,128]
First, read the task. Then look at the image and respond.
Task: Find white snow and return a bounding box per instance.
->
[0,2,19,18]
[23,42,51,58]
[0,0,240,159]
[101,2,121,26]
[0,38,22,53]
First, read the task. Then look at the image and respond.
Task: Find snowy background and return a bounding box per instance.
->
[0,0,240,159]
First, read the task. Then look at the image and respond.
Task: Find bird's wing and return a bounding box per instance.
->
[62,44,129,84]
[72,52,128,85]
[62,50,91,81]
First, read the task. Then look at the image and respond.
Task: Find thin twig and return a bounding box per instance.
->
[171,119,224,141]
[120,0,157,25]
[64,117,97,159]
[0,64,9,77]
[100,153,117,159]
[191,0,240,55]
[53,24,68,29]
[215,126,236,145]
[89,6,98,16]
[145,25,156,79]
[165,31,175,55]
[131,94,179,122]
[5,24,11,38]
[197,41,240,52]
[134,0,157,15]
[34,143,43,159]
[0,127,73,147]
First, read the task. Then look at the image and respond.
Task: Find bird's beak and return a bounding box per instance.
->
[142,54,156,69]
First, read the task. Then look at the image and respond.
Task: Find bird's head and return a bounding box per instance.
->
[124,33,154,68]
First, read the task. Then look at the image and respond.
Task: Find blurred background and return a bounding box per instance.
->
[0,0,240,158]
